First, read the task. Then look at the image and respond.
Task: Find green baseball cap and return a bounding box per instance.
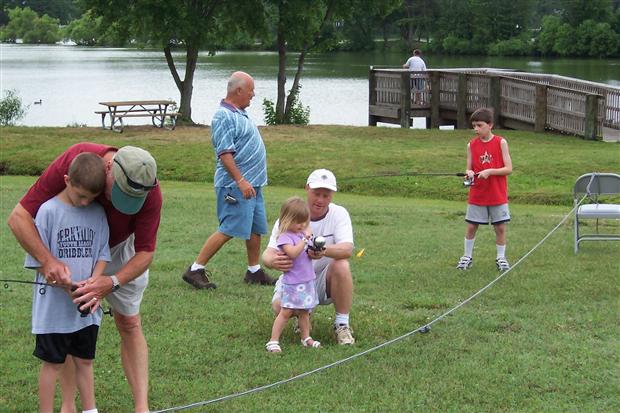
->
[111,146,157,215]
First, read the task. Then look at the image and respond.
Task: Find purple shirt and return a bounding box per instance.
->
[277,231,315,284]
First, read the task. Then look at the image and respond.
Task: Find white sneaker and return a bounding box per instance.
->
[456,255,473,270]
[496,257,510,272]
[334,324,355,345]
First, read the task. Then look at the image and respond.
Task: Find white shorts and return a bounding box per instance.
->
[466,203,510,225]
[272,265,332,306]
[103,235,149,316]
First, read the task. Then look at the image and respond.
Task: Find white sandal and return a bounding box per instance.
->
[301,337,321,348]
[265,341,282,353]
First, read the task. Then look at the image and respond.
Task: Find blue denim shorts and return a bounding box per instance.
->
[216,186,268,239]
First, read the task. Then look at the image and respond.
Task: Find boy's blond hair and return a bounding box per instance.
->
[278,196,310,235]
[68,153,106,194]
[470,107,494,125]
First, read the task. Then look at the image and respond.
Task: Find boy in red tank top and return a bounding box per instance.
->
[456,108,513,272]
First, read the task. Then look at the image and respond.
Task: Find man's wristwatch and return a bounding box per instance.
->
[110,275,121,292]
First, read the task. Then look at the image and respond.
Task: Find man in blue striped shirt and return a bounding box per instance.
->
[182,71,275,289]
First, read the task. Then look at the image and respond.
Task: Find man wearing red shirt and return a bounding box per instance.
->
[8,143,161,413]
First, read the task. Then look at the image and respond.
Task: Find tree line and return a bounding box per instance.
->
[2,0,618,125]
[2,0,619,56]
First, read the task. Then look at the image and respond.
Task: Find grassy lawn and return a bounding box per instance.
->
[0,126,619,412]
[2,124,619,204]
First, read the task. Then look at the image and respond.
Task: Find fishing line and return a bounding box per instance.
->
[1,278,113,317]
[342,171,468,180]
[152,189,592,413]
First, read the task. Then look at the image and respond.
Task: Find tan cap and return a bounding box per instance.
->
[111,146,157,215]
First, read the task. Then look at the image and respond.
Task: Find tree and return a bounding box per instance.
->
[0,7,61,44]
[340,0,402,51]
[62,10,126,46]
[0,89,28,127]
[552,23,576,56]
[395,0,438,48]
[0,0,82,25]
[264,0,354,124]
[536,15,562,55]
[431,0,475,53]
[579,21,619,57]
[85,0,266,123]
[562,0,613,27]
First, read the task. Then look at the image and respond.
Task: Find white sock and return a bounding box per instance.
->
[247,264,261,273]
[464,238,475,257]
[496,244,506,259]
[82,409,98,413]
[190,262,205,271]
[335,313,349,327]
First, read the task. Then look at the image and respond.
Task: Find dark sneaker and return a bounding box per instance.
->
[181,266,216,289]
[243,268,276,286]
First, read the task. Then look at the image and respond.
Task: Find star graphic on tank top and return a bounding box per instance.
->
[480,151,492,164]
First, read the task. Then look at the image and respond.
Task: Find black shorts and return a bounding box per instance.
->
[33,325,99,364]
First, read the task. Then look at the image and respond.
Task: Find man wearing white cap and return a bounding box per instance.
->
[8,142,161,413]
[262,169,356,345]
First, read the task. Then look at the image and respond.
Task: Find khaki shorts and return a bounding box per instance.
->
[103,235,149,316]
[272,265,332,306]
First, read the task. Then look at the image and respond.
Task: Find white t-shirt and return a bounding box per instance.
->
[404,55,427,72]
[268,203,353,275]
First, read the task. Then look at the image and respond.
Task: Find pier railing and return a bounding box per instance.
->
[368,67,616,139]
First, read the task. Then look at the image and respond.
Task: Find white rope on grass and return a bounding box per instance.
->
[152,191,591,413]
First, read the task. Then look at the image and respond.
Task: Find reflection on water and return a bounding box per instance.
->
[1,44,618,127]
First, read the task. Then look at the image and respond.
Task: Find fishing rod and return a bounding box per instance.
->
[1,278,112,317]
[341,171,479,186]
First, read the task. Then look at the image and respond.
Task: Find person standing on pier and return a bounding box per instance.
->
[403,49,427,104]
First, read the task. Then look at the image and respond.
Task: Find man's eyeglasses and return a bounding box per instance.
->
[114,159,158,191]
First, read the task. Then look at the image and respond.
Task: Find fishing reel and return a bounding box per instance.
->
[70,285,91,317]
[307,235,326,252]
[463,173,479,187]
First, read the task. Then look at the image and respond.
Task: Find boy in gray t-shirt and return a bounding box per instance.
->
[24,153,109,413]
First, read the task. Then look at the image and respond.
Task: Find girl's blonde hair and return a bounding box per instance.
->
[278,196,310,235]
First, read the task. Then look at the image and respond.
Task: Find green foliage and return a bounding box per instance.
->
[0,0,82,25]
[263,87,310,126]
[61,10,126,46]
[552,23,577,56]
[62,11,101,46]
[441,35,470,55]
[424,0,619,57]
[488,36,533,56]
[0,90,27,127]
[536,15,562,55]
[536,16,620,57]
[576,20,619,57]
[0,7,60,44]
[561,0,613,27]
[262,98,277,125]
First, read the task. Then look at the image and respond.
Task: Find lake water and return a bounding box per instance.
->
[1,44,618,127]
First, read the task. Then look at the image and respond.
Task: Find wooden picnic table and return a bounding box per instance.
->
[97,100,180,132]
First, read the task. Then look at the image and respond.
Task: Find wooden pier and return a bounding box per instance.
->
[368,68,620,140]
